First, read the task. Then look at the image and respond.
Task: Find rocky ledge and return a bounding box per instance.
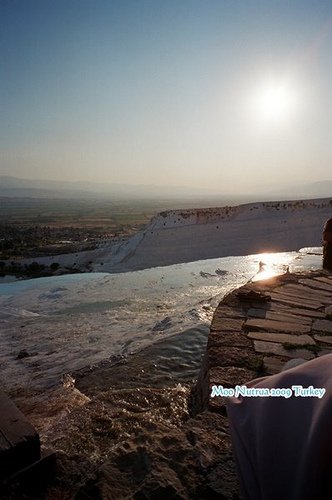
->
[75,270,332,499]
[194,269,332,415]
[34,270,332,499]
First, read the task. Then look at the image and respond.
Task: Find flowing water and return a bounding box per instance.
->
[0,248,323,493]
[0,248,321,395]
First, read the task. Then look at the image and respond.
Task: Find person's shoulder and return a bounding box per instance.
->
[324,218,332,231]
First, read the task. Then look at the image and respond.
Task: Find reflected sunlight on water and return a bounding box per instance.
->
[0,248,322,395]
[251,252,292,282]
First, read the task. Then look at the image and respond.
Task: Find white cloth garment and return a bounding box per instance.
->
[226,354,332,500]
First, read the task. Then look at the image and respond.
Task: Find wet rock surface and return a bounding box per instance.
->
[75,270,332,499]
[195,269,332,415]
[8,269,332,499]
[76,412,241,500]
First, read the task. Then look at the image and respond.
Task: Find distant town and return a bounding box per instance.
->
[0,197,160,277]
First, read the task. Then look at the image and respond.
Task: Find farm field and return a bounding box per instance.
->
[0,196,234,261]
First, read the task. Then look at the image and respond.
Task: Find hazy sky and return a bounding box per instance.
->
[1,1,332,194]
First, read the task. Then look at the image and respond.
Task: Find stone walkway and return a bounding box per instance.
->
[196,270,332,413]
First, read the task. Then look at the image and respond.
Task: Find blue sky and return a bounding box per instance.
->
[1,1,332,194]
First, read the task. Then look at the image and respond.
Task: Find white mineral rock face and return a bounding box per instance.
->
[99,198,331,272]
[9,198,330,274]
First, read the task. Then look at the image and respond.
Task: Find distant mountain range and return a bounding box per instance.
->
[0,175,224,200]
[0,175,331,202]
[268,181,332,200]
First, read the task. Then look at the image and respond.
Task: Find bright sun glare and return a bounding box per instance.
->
[251,252,292,282]
[252,78,298,125]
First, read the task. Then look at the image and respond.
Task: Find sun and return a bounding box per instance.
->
[259,84,292,119]
[252,77,298,125]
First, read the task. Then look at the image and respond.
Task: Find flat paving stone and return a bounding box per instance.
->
[271,289,326,306]
[274,307,326,319]
[283,281,331,292]
[326,306,332,316]
[263,357,286,375]
[313,276,332,285]
[281,284,331,303]
[264,311,312,325]
[247,308,267,318]
[248,332,315,345]
[245,317,311,334]
[253,340,315,360]
[313,334,332,345]
[249,302,326,318]
[247,308,312,325]
[247,302,288,313]
[299,278,332,293]
[270,292,323,310]
[312,319,332,333]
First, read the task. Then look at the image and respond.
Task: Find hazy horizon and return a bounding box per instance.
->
[1,1,332,196]
[1,174,332,203]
